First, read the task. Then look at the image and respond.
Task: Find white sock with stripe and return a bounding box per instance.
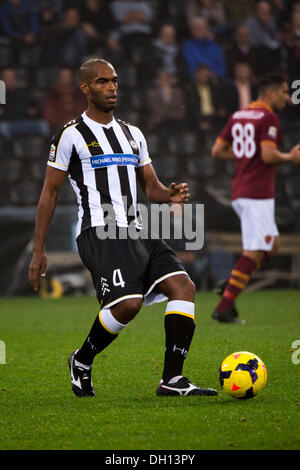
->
[99,308,126,334]
[74,308,125,367]
[165,300,195,320]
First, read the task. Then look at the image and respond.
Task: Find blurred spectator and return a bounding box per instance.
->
[34,2,63,49]
[288,10,300,79]
[186,0,232,38]
[278,7,300,146]
[80,0,114,53]
[43,68,86,133]
[182,17,227,79]
[146,69,186,153]
[186,64,228,142]
[108,0,154,61]
[244,1,283,74]
[225,62,257,113]
[155,0,189,40]
[187,0,227,28]
[31,0,64,17]
[225,25,261,79]
[149,23,180,78]
[0,68,49,139]
[0,0,39,45]
[270,0,293,28]
[281,9,300,81]
[222,0,256,26]
[244,1,280,49]
[42,6,89,66]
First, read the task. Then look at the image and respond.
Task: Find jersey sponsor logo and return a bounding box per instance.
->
[268,126,277,138]
[90,153,139,168]
[87,140,101,148]
[48,143,56,162]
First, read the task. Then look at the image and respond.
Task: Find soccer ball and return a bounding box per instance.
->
[219,351,267,399]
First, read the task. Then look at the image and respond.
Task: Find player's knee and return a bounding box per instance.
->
[243,250,262,265]
[111,298,142,324]
[160,274,196,301]
[182,276,196,299]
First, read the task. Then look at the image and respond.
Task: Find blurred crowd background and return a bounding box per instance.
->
[0,0,300,294]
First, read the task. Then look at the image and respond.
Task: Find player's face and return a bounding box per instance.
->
[272,82,290,111]
[86,64,118,112]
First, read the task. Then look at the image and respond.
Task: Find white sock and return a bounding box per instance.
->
[165,300,195,320]
[99,308,126,334]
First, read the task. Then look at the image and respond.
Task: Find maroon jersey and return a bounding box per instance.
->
[217,101,282,200]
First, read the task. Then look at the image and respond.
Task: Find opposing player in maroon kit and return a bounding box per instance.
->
[211,74,300,323]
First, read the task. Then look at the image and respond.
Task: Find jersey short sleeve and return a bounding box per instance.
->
[137,131,152,168]
[129,126,152,168]
[47,126,73,171]
[259,112,281,149]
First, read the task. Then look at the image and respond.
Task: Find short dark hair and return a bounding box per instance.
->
[79,58,112,82]
[258,73,288,94]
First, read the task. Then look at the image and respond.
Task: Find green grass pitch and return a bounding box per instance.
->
[0,290,299,450]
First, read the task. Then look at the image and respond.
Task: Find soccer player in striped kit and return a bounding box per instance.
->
[29,58,217,398]
[211,74,300,323]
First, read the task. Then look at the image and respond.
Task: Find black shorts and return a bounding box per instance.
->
[77,227,187,308]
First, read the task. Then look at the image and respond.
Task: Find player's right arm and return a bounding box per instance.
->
[29,125,73,292]
[28,166,66,292]
[211,117,235,161]
[211,138,235,160]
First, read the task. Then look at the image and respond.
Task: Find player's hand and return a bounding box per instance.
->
[290,144,300,164]
[169,182,190,203]
[28,251,47,293]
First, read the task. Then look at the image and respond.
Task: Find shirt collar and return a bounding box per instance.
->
[83,111,115,128]
[248,101,274,113]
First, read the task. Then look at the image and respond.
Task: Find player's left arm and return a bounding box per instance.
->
[261,143,300,165]
[136,163,190,203]
[260,114,300,165]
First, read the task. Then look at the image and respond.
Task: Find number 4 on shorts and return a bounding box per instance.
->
[113,269,125,288]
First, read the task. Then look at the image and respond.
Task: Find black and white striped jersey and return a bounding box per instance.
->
[47,112,152,238]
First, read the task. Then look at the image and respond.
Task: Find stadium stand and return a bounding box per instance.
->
[0,0,299,293]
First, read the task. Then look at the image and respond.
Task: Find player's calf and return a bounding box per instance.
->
[212,254,257,323]
[69,299,142,396]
